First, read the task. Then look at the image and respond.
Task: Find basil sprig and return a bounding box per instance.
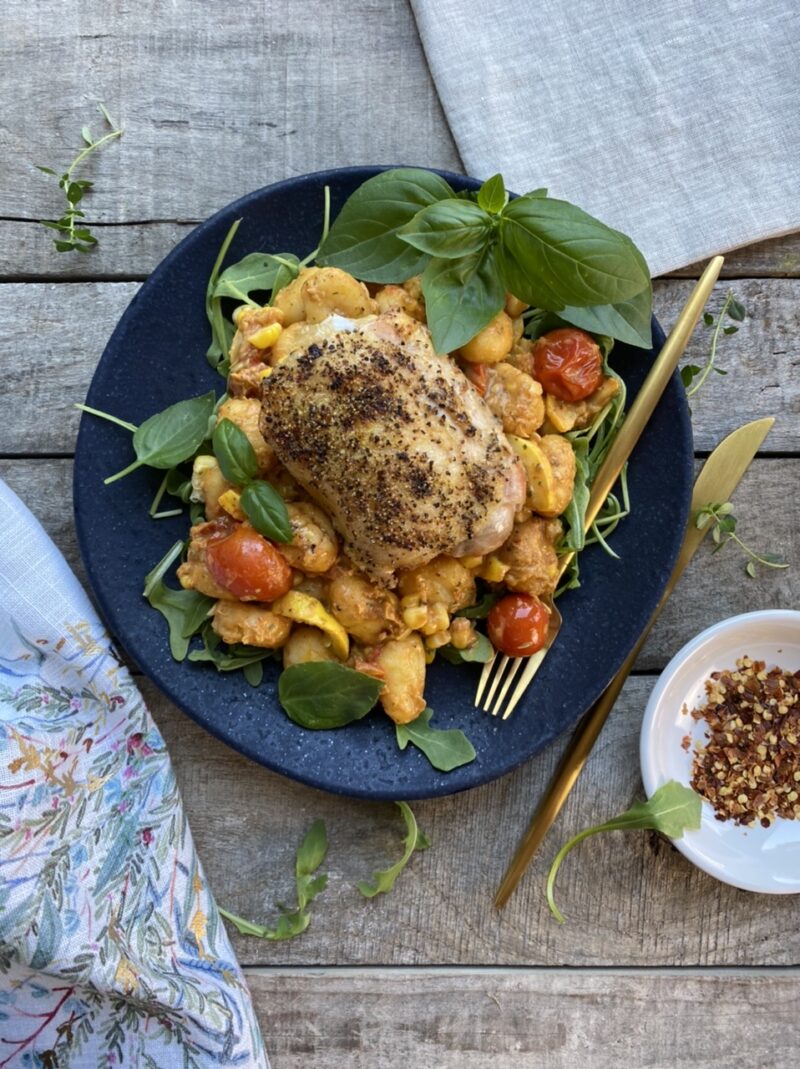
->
[318,168,652,352]
[211,418,292,543]
[279,662,384,729]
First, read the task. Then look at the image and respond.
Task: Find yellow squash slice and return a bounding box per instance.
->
[270,591,349,660]
[507,434,557,516]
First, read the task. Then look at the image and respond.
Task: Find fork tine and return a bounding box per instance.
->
[501,649,548,719]
[488,656,524,717]
[482,654,511,712]
[475,653,497,707]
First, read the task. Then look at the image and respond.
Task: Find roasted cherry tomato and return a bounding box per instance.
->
[487,593,550,657]
[206,524,292,601]
[531,327,603,401]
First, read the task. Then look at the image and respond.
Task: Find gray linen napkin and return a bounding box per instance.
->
[411,0,800,275]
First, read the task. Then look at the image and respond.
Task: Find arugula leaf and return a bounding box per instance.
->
[559,285,653,349]
[220,820,328,941]
[455,590,503,619]
[358,802,430,898]
[317,167,454,282]
[398,198,494,259]
[213,251,300,305]
[206,219,242,373]
[559,436,591,553]
[212,418,260,485]
[437,633,494,664]
[279,662,383,729]
[143,542,214,660]
[188,624,276,681]
[240,481,293,543]
[498,196,650,310]
[477,174,507,215]
[422,244,505,354]
[395,708,476,772]
[546,781,701,923]
[104,392,216,484]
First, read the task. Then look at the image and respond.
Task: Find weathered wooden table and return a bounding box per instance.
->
[2,2,798,1064]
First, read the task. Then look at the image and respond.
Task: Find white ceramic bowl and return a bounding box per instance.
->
[640,609,800,894]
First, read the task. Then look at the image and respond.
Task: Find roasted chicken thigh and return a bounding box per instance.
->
[259,311,526,584]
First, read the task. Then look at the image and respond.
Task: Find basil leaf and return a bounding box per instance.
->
[546,781,701,923]
[477,174,506,214]
[395,708,476,772]
[105,392,217,484]
[212,418,260,485]
[358,802,430,898]
[498,196,650,310]
[437,633,494,664]
[559,286,653,349]
[317,167,454,282]
[240,481,293,543]
[421,245,505,354]
[398,199,494,259]
[279,662,383,729]
[213,252,300,303]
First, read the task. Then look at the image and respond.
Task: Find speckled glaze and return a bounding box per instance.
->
[73,166,693,800]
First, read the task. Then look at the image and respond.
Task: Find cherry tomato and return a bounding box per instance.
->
[206,524,292,601]
[532,328,603,401]
[487,593,550,657]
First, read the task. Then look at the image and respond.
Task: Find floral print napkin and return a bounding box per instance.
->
[0,480,268,1068]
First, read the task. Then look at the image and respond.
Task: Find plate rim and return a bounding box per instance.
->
[640,608,800,894]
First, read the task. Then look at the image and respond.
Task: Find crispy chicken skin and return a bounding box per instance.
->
[259,311,526,585]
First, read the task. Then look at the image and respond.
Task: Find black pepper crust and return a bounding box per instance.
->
[259,320,521,581]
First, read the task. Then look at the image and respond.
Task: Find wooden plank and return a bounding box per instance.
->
[4,218,800,285]
[0,454,796,670]
[4,277,800,454]
[242,969,800,1069]
[0,0,460,236]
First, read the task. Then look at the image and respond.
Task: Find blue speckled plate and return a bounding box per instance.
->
[73,166,693,800]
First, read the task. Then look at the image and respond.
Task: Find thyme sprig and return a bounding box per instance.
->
[695,501,789,578]
[681,290,746,396]
[37,104,123,253]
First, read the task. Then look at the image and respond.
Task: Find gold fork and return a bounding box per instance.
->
[475,256,725,720]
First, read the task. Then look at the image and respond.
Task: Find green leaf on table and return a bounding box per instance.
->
[546,781,701,923]
[497,195,650,311]
[212,252,300,304]
[398,198,494,259]
[143,541,214,660]
[477,173,507,215]
[279,662,384,729]
[437,632,494,664]
[240,481,293,543]
[219,820,328,941]
[421,244,505,353]
[212,418,260,485]
[395,708,476,772]
[104,392,216,484]
[358,801,430,898]
[317,167,454,282]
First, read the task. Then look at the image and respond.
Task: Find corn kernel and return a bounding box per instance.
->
[425,629,451,650]
[258,366,273,380]
[402,605,428,630]
[249,323,282,349]
[459,554,483,570]
[478,556,508,582]
[218,489,245,520]
[232,305,249,326]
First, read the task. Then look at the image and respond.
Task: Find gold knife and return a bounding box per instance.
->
[494,416,775,908]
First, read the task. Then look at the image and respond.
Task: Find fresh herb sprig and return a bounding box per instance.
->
[317,169,652,354]
[681,290,746,396]
[358,802,430,897]
[37,104,123,254]
[220,820,328,941]
[695,501,789,578]
[546,781,701,923]
[212,418,292,542]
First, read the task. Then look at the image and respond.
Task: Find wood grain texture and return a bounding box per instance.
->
[2,277,798,454]
[0,0,460,239]
[1,457,796,675]
[242,969,800,1069]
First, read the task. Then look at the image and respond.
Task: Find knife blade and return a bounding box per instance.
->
[493,416,775,908]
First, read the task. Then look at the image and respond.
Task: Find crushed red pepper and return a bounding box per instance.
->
[689,657,800,827]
